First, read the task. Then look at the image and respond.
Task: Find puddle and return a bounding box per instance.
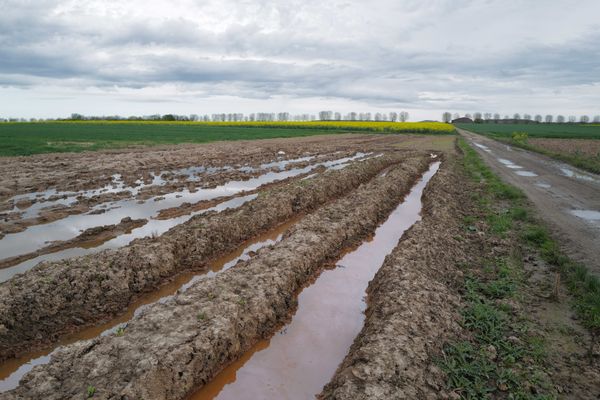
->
[515,171,538,177]
[0,195,257,283]
[190,161,441,400]
[570,209,600,222]
[497,158,522,169]
[474,143,492,153]
[558,166,597,183]
[0,216,301,392]
[535,182,552,189]
[0,153,366,265]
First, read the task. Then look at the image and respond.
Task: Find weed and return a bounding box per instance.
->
[197,312,207,321]
[115,326,125,337]
[86,385,96,398]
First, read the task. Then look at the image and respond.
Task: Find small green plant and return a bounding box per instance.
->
[86,385,96,398]
[115,326,125,336]
[197,312,206,321]
[511,131,529,144]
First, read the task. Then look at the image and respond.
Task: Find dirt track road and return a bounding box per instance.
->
[459,128,600,275]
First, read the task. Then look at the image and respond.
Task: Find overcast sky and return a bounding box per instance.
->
[1,0,599,120]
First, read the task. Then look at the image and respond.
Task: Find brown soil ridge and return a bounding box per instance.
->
[0,133,394,202]
[154,166,326,220]
[320,152,480,399]
[0,152,410,361]
[0,217,147,270]
[0,154,430,400]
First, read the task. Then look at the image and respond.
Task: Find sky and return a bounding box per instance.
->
[1,0,599,120]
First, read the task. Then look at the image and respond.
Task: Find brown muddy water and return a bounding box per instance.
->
[0,153,370,282]
[0,216,302,392]
[189,161,441,400]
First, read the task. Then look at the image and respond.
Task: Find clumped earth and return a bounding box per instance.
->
[0,152,415,361]
[1,153,429,399]
[320,153,478,399]
[0,133,597,400]
[0,217,147,269]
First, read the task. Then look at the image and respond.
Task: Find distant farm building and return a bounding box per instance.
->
[451,117,473,124]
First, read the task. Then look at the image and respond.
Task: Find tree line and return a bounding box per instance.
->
[443,112,600,124]
[0,111,411,123]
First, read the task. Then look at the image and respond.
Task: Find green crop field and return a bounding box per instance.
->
[0,121,454,157]
[455,123,600,139]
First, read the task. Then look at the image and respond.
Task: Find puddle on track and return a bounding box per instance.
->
[0,153,368,266]
[497,158,522,169]
[515,170,538,177]
[558,166,597,183]
[570,209,600,222]
[190,161,441,400]
[474,143,492,153]
[0,216,302,393]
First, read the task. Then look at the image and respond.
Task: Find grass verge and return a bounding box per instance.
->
[439,139,599,399]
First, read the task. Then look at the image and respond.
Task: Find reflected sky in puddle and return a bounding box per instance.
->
[570,209,600,222]
[0,153,367,263]
[190,161,441,400]
[515,171,538,177]
[0,217,298,393]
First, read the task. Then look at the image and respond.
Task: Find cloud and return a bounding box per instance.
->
[0,0,599,118]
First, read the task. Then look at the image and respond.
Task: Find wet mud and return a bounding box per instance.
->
[0,156,430,399]
[0,217,147,270]
[189,162,441,400]
[320,153,480,399]
[0,215,301,393]
[0,153,409,361]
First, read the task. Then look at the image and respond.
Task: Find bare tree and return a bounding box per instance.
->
[390,112,399,122]
[545,114,553,123]
[523,114,532,121]
[399,111,409,122]
[484,113,492,121]
[318,111,333,120]
[556,115,565,123]
[513,113,521,120]
[568,115,576,123]
[580,115,590,123]
[465,113,472,120]
[534,115,542,123]
[442,112,452,123]
[493,113,500,121]
[593,115,600,123]
[453,113,460,120]
[473,112,482,122]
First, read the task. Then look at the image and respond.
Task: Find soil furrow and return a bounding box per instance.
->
[0,153,408,361]
[319,152,480,399]
[0,155,430,400]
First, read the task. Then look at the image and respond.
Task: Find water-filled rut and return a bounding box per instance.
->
[0,154,402,362]
[191,161,441,399]
[0,216,300,393]
[0,155,430,400]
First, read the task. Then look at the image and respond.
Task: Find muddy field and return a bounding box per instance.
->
[0,133,597,399]
[528,138,600,158]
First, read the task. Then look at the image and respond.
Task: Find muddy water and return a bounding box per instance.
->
[0,195,257,283]
[0,216,301,392]
[190,161,441,400]
[0,153,367,267]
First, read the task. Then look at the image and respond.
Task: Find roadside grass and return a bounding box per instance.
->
[455,123,600,174]
[441,139,600,399]
[0,121,455,157]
